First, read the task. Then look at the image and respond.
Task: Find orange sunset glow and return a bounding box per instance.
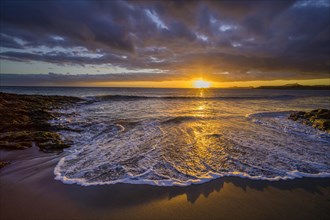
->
[193,80,211,88]
[0,1,329,220]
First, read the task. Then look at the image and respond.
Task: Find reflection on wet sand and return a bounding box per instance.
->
[1,146,329,219]
[66,176,330,207]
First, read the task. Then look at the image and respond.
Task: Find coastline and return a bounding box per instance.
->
[1,148,329,220]
[0,91,329,219]
[0,92,81,167]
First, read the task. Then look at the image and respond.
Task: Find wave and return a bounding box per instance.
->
[161,116,202,124]
[245,111,294,118]
[87,94,297,101]
[52,97,330,187]
[53,111,330,187]
[54,166,330,187]
[246,111,330,142]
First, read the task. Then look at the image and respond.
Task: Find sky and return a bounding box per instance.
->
[0,0,329,88]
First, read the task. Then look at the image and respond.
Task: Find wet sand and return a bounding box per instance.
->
[1,148,329,220]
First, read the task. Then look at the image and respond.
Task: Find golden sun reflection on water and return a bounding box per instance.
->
[197,105,205,111]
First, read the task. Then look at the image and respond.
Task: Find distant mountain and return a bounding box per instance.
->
[256,84,330,90]
[225,86,254,89]
[282,83,303,87]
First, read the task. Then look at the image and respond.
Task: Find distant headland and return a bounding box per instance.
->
[255,83,330,90]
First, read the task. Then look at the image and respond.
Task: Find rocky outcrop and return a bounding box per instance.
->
[0,93,81,156]
[288,109,330,132]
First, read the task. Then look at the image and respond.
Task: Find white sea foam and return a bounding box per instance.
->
[53,94,330,187]
[54,167,330,187]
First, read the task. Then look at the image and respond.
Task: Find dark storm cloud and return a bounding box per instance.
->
[0,0,135,52]
[0,51,127,66]
[0,0,329,84]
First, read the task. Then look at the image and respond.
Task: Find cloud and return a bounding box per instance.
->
[0,72,189,86]
[0,0,329,85]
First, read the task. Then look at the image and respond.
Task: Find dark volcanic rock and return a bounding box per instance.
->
[288,109,330,132]
[0,92,81,158]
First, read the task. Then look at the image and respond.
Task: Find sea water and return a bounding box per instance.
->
[1,87,330,186]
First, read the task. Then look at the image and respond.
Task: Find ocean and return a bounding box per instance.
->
[1,86,330,186]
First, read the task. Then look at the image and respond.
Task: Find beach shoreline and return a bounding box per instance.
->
[1,147,329,220]
[0,92,82,168]
[0,91,329,219]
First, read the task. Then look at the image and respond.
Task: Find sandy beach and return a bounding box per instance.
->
[1,146,329,220]
[1,0,330,219]
[1,91,330,219]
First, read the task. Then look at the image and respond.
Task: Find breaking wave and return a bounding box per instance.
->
[53,99,330,186]
[89,94,298,101]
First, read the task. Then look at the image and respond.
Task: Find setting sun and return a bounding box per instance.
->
[193,80,211,88]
